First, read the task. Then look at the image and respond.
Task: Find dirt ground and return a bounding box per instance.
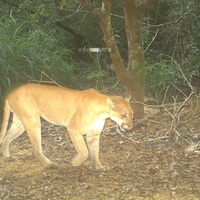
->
[0,101,200,200]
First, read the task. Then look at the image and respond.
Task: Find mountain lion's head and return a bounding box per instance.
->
[107,97,134,131]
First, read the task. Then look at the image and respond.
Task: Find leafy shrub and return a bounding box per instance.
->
[0,16,77,103]
[146,61,199,102]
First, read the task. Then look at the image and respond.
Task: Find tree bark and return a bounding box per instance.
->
[121,0,146,118]
[80,0,155,119]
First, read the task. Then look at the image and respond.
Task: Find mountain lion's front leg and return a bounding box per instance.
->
[68,131,89,167]
[86,131,107,170]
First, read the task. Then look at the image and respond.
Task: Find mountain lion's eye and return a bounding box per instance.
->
[122,114,127,118]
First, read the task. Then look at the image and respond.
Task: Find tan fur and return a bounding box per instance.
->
[0,84,133,170]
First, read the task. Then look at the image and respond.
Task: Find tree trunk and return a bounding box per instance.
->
[121,0,146,118]
[80,0,155,119]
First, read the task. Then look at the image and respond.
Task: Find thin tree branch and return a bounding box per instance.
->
[144,28,159,52]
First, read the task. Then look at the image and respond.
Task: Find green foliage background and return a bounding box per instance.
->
[0,16,77,96]
[144,1,200,100]
[0,0,199,107]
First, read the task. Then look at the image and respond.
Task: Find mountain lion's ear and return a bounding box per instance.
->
[125,95,131,102]
[107,98,115,108]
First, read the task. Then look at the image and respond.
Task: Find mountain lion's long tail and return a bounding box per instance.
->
[0,100,11,144]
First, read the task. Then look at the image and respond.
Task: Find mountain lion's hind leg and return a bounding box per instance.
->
[22,117,58,169]
[2,114,25,161]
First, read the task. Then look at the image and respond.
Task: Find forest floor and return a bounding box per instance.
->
[0,99,200,200]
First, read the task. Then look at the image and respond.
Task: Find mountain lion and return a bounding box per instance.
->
[0,84,133,170]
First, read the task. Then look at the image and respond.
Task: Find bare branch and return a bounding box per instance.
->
[120,0,156,12]
[144,28,159,52]
[102,0,111,15]
[79,0,95,11]
[80,0,111,21]
[142,0,157,8]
